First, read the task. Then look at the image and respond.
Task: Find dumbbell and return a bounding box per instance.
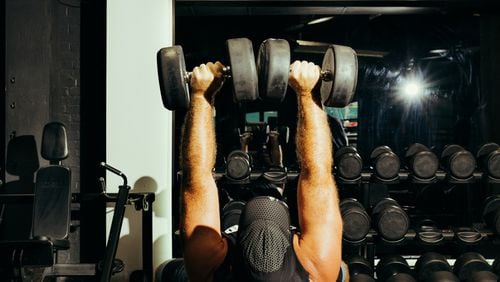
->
[370,145,400,180]
[334,146,363,180]
[345,254,375,282]
[415,252,459,282]
[405,143,439,180]
[372,198,410,242]
[477,143,500,179]
[157,38,259,110]
[226,150,251,181]
[453,252,498,282]
[340,198,371,243]
[440,144,476,179]
[483,195,500,235]
[226,130,253,181]
[376,255,416,282]
[256,38,358,107]
[416,219,443,245]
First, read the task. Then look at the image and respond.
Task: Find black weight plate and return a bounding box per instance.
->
[346,255,374,276]
[320,44,358,107]
[405,143,430,159]
[372,198,400,215]
[334,145,358,159]
[374,152,401,180]
[477,142,500,159]
[343,207,370,242]
[370,145,393,160]
[350,274,375,282]
[441,144,464,160]
[157,46,190,110]
[448,150,476,178]
[226,38,259,102]
[377,207,410,241]
[415,252,451,281]
[257,38,290,102]
[412,151,439,179]
[429,271,459,282]
[487,149,500,178]
[454,252,491,281]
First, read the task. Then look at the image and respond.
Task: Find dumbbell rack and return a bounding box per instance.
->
[335,165,500,280]
[208,161,500,279]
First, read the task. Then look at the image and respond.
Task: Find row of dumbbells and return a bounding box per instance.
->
[335,142,500,183]
[220,141,500,184]
[340,196,500,244]
[347,252,499,282]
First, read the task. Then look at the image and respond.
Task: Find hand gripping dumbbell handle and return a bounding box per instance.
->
[289,68,333,82]
[184,66,232,82]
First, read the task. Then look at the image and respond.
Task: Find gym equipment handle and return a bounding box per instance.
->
[100,162,128,186]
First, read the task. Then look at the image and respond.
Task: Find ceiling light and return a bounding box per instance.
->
[307,16,334,25]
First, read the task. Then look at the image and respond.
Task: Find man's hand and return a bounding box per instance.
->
[288,60,321,96]
[191,61,225,102]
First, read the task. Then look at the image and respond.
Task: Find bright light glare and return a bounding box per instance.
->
[397,76,427,102]
[403,81,422,98]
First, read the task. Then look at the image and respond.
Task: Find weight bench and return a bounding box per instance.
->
[0,122,73,281]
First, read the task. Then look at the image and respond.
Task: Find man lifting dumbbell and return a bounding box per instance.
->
[179,58,345,282]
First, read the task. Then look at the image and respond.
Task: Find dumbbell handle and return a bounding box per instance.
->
[289,68,333,82]
[184,66,232,82]
[321,70,333,81]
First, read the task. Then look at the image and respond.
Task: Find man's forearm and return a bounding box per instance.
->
[296,92,333,177]
[181,93,216,185]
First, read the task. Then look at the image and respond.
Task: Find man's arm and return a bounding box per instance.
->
[180,62,228,282]
[288,61,343,281]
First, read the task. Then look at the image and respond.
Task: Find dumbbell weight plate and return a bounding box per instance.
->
[429,271,459,282]
[415,252,453,281]
[373,198,409,242]
[320,44,358,108]
[157,46,190,110]
[257,38,291,102]
[226,38,259,102]
[376,255,414,282]
[441,144,476,179]
[346,254,374,277]
[370,145,400,180]
[482,196,500,234]
[453,252,491,281]
[226,150,251,180]
[477,143,500,178]
[340,198,371,242]
[335,146,363,180]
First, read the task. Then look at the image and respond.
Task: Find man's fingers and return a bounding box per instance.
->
[207,61,225,78]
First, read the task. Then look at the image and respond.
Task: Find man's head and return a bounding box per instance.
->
[237,196,299,280]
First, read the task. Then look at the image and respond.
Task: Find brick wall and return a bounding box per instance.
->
[49,0,81,264]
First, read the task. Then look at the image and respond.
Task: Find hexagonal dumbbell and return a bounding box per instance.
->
[340,198,371,243]
[440,144,476,180]
[370,145,400,181]
[345,254,375,282]
[376,255,416,282]
[405,143,439,181]
[477,143,500,180]
[372,198,410,243]
[453,252,498,282]
[334,146,363,181]
[415,252,459,282]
